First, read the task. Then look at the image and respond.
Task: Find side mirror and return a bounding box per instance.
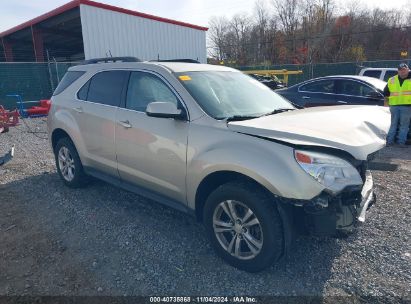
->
[366,91,383,100]
[146,102,184,119]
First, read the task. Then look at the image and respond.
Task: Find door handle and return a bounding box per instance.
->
[73,107,83,113]
[302,96,311,99]
[119,120,132,128]
[337,100,347,104]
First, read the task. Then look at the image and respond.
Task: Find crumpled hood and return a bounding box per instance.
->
[228,105,391,160]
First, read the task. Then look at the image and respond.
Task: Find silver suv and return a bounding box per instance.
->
[48,57,390,272]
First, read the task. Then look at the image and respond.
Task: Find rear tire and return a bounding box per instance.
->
[203,181,284,272]
[55,137,88,188]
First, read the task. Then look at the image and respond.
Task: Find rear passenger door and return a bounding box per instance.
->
[115,71,189,204]
[75,70,129,177]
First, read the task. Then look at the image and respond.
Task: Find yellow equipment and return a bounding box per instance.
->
[242,69,303,86]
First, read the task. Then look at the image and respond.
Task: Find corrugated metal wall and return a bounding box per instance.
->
[79,5,207,63]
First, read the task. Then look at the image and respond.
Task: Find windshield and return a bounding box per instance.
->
[175,71,294,119]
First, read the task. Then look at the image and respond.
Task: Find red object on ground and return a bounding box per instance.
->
[0,105,19,133]
[40,99,51,109]
[26,99,51,116]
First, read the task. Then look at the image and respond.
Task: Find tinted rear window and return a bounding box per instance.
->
[87,71,128,106]
[53,71,85,96]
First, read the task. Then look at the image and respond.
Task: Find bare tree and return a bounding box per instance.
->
[206,0,410,65]
[230,13,252,65]
[271,0,301,53]
[208,16,230,61]
[254,0,270,63]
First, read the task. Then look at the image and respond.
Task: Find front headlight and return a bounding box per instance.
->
[294,150,363,194]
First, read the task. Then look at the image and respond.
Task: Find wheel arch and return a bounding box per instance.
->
[51,128,72,152]
[197,172,295,269]
[194,170,273,222]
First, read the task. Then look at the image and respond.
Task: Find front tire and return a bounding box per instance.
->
[203,182,284,272]
[55,137,88,188]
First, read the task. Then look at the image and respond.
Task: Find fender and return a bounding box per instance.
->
[186,128,325,209]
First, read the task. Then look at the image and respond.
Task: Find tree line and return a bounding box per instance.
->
[207,0,411,66]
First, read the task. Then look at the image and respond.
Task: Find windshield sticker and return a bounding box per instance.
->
[179,75,192,81]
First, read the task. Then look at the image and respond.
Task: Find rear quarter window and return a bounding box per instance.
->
[77,80,90,100]
[384,70,397,81]
[53,71,85,96]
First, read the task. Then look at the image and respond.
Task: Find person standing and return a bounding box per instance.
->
[384,63,411,147]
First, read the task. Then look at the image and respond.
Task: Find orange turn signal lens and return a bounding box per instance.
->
[295,151,312,164]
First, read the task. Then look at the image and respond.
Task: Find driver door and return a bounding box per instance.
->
[115,71,189,203]
[335,79,384,106]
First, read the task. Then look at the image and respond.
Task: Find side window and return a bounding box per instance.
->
[300,80,334,93]
[53,71,85,96]
[126,72,178,112]
[87,71,128,106]
[384,71,397,81]
[337,80,375,97]
[77,80,90,100]
[362,70,381,79]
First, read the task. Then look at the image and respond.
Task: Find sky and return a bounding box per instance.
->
[0,0,410,33]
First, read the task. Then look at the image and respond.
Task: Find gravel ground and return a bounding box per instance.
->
[0,118,410,302]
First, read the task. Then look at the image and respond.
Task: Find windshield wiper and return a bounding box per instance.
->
[260,108,295,117]
[225,115,260,122]
[224,108,295,122]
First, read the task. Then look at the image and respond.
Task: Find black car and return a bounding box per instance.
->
[249,74,286,90]
[276,75,386,107]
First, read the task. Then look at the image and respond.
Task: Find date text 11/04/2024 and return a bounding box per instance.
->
[149,297,257,303]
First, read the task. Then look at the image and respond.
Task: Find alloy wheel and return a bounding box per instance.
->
[213,200,263,260]
[58,146,75,182]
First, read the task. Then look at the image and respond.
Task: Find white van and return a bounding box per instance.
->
[359,68,397,82]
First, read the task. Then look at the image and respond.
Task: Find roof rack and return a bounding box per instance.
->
[82,57,141,64]
[152,59,200,64]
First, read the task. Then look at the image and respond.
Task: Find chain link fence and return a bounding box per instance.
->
[0,62,77,110]
[238,59,411,86]
[0,59,410,110]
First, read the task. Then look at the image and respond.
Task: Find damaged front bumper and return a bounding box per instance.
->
[287,170,376,236]
[0,145,15,166]
[357,170,374,222]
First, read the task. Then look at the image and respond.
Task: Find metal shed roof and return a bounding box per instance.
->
[0,0,208,38]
